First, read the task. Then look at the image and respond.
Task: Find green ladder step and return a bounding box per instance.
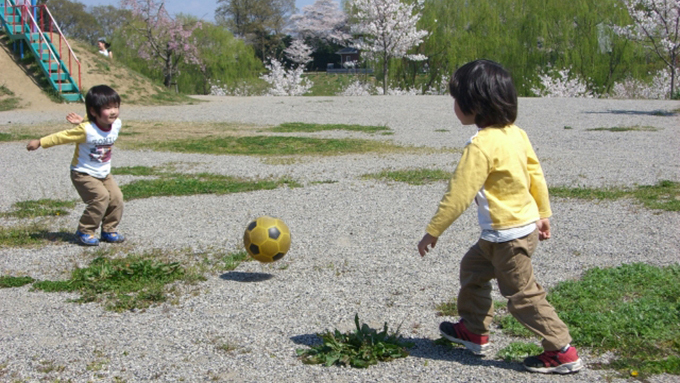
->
[61,93,81,102]
[50,72,69,81]
[52,83,76,92]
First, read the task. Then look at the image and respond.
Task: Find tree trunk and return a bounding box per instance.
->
[382,53,388,95]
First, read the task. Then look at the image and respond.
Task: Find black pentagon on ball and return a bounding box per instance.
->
[273,253,285,261]
[247,221,257,231]
[249,244,260,255]
[268,227,281,239]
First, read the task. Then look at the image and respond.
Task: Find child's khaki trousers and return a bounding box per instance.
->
[457,229,572,351]
[71,171,124,236]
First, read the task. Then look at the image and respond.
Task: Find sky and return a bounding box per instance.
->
[85,0,317,22]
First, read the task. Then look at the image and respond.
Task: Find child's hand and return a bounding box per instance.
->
[418,233,438,257]
[26,139,40,151]
[537,218,551,240]
[66,112,83,125]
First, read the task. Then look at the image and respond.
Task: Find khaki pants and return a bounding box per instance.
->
[457,229,572,351]
[70,171,124,236]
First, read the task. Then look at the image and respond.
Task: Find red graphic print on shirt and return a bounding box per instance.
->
[89,145,113,163]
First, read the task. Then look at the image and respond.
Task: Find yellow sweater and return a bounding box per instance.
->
[426,124,551,237]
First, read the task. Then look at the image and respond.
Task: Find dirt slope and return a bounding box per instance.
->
[0,35,169,112]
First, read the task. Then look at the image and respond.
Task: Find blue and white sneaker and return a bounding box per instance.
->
[75,230,99,246]
[100,231,125,243]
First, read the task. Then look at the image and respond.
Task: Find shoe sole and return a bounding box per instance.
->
[101,238,125,243]
[524,359,584,374]
[439,329,489,356]
[77,239,99,246]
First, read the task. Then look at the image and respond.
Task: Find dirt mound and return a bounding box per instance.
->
[0,35,170,112]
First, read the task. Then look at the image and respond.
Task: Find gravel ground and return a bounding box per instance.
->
[0,96,678,382]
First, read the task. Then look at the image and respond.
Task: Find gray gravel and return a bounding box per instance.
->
[1,96,679,382]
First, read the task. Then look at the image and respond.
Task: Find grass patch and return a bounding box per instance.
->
[0,223,72,247]
[12,247,250,311]
[303,73,377,96]
[32,254,197,312]
[0,97,20,111]
[496,263,680,376]
[0,131,33,142]
[0,85,21,111]
[550,180,679,211]
[363,168,454,185]
[586,125,658,132]
[296,314,413,368]
[0,275,35,288]
[144,136,404,156]
[6,120,439,157]
[2,199,77,218]
[495,315,535,338]
[119,170,300,200]
[269,122,389,134]
[550,263,680,375]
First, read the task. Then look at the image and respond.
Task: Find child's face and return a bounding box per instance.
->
[454,99,476,126]
[90,103,119,127]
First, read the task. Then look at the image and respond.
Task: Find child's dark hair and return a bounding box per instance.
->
[85,85,120,122]
[449,60,517,128]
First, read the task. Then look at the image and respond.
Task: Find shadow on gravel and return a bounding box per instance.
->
[583,109,676,116]
[405,338,524,371]
[289,335,524,372]
[290,334,322,347]
[35,230,74,244]
[220,271,274,282]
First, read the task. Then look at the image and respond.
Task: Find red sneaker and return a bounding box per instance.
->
[523,346,584,374]
[439,320,489,356]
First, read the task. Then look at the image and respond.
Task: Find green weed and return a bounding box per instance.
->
[221,250,250,271]
[363,168,453,185]
[2,199,77,218]
[269,122,389,134]
[0,276,35,288]
[496,342,543,362]
[550,180,679,211]
[435,298,457,316]
[296,314,414,368]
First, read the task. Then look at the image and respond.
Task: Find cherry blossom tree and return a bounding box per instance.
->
[348,0,428,94]
[288,0,351,47]
[531,68,595,98]
[122,0,202,88]
[260,58,313,96]
[615,0,680,97]
[284,39,314,67]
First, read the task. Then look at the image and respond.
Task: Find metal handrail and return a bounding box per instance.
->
[2,0,81,95]
[38,4,81,90]
[14,3,63,91]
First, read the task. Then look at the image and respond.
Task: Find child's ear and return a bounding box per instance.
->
[88,107,97,119]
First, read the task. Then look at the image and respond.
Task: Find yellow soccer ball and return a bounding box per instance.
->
[243,216,291,263]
